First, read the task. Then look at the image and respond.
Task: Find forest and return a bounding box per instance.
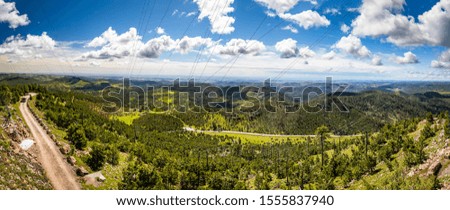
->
[1,76,449,190]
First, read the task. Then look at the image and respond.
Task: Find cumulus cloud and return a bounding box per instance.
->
[265,11,277,17]
[0,0,30,29]
[322,51,337,60]
[255,0,329,30]
[279,11,330,29]
[351,0,450,47]
[156,27,165,35]
[299,46,315,58]
[340,24,350,33]
[371,55,383,66]
[0,32,56,59]
[431,49,450,68]
[80,27,266,61]
[395,51,419,64]
[81,27,142,60]
[275,38,315,59]
[281,25,298,33]
[216,38,266,56]
[334,35,371,58]
[193,0,235,34]
[176,36,213,54]
[86,27,117,48]
[275,38,298,58]
[138,35,175,58]
[254,0,300,14]
[431,60,450,69]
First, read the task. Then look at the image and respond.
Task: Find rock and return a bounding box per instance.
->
[429,162,442,176]
[83,171,106,187]
[67,156,76,166]
[59,144,71,155]
[76,167,89,176]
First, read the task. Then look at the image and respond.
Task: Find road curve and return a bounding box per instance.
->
[19,95,80,190]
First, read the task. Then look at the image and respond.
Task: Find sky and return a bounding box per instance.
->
[0,0,450,81]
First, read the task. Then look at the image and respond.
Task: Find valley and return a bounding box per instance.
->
[0,75,449,190]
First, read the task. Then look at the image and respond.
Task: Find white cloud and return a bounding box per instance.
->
[431,60,450,69]
[340,24,350,33]
[351,0,450,47]
[176,36,213,54]
[138,35,175,58]
[0,0,30,29]
[279,10,330,29]
[275,38,298,58]
[417,0,450,47]
[334,35,371,58]
[186,12,197,17]
[254,0,300,14]
[81,27,266,61]
[82,27,142,60]
[265,11,277,17]
[431,49,450,68]
[281,25,298,33]
[0,32,56,59]
[256,0,329,30]
[299,46,315,58]
[274,38,315,59]
[89,61,100,66]
[395,51,419,64]
[193,0,235,34]
[371,55,383,66]
[171,9,178,16]
[324,8,340,15]
[86,27,117,48]
[347,7,359,12]
[322,51,337,60]
[303,0,318,5]
[216,38,266,56]
[156,27,165,35]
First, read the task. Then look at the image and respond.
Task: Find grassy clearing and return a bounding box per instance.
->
[83,153,129,190]
[203,131,354,145]
[111,112,141,125]
[203,131,308,144]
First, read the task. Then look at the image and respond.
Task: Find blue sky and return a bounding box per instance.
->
[0,0,449,81]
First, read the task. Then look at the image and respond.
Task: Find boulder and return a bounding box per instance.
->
[83,171,106,187]
[59,144,71,155]
[67,156,76,166]
[76,167,89,176]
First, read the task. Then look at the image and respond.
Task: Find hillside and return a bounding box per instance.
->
[0,105,52,190]
[179,90,450,135]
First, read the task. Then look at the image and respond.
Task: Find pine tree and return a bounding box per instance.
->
[315,125,331,167]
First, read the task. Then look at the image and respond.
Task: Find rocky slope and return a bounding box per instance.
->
[0,106,52,190]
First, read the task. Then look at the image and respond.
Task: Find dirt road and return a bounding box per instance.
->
[19,95,80,190]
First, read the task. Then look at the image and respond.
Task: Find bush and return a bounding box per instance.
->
[87,143,106,171]
[66,123,88,150]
